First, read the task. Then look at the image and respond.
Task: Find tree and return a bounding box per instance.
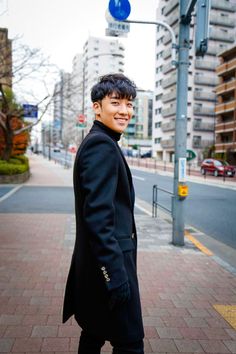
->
[0,33,56,161]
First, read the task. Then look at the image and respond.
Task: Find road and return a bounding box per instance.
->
[131,168,236,249]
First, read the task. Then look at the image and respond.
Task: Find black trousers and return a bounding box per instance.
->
[78,330,144,354]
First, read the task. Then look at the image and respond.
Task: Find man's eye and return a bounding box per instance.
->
[127,103,133,108]
[111,101,119,105]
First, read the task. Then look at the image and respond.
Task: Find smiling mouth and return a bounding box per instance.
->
[114,118,129,122]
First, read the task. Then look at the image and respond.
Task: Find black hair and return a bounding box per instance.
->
[91,73,137,102]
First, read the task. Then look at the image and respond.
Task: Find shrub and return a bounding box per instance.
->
[0,155,29,175]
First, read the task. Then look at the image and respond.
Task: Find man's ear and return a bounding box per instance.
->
[93,101,101,116]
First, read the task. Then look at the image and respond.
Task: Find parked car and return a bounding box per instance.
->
[53,146,61,152]
[140,150,152,158]
[200,159,235,177]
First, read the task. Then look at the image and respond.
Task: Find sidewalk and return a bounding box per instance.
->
[0,154,235,354]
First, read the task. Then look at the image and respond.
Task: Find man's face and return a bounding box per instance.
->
[93,93,134,133]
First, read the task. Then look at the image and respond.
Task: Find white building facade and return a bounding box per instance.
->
[53,37,125,146]
[152,0,236,163]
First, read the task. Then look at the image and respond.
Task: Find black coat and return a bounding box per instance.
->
[63,120,144,342]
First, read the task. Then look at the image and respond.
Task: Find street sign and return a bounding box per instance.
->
[76,114,86,128]
[178,158,186,182]
[106,21,130,37]
[23,104,38,119]
[108,0,131,21]
[186,149,197,161]
[105,9,130,37]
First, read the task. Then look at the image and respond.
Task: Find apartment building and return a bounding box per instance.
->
[215,45,236,164]
[126,89,153,139]
[152,0,236,162]
[0,28,12,89]
[53,36,126,145]
[53,71,74,146]
[82,36,125,128]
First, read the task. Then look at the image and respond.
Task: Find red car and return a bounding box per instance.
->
[200,159,235,177]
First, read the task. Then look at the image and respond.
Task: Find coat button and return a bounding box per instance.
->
[101,267,106,271]
[131,233,135,239]
[106,277,110,282]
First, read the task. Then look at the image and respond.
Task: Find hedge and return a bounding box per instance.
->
[0,155,29,175]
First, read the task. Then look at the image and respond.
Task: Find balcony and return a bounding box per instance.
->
[162,104,176,117]
[162,89,177,103]
[162,120,175,132]
[216,58,236,76]
[194,105,215,116]
[210,13,235,28]
[211,0,236,12]
[195,59,218,71]
[163,32,172,45]
[216,79,236,95]
[215,142,236,152]
[163,61,175,74]
[167,8,179,26]
[162,73,177,89]
[194,90,216,101]
[215,121,236,133]
[163,47,171,59]
[161,138,175,148]
[193,139,214,148]
[207,43,228,56]
[163,0,179,16]
[209,28,234,43]
[215,101,236,114]
[194,75,219,86]
[193,120,215,131]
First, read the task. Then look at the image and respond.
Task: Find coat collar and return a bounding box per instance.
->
[91,120,122,142]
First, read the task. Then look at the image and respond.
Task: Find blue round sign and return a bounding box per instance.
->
[108,0,131,21]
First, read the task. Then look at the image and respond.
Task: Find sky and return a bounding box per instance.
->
[0,0,159,91]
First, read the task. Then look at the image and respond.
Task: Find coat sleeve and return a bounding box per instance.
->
[78,136,128,291]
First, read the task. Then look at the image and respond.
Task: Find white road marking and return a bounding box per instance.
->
[132,175,145,181]
[0,185,23,203]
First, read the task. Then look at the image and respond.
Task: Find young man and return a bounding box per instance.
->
[63,74,144,354]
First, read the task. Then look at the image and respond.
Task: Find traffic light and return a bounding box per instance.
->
[195,0,211,56]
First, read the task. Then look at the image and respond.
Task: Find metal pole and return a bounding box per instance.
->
[172,0,191,246]
[125,19,177,66]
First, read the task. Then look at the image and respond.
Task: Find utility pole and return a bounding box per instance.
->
[172,0,195,246]
[107,0,210,246]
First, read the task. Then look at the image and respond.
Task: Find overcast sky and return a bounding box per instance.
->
[1,0,159,90]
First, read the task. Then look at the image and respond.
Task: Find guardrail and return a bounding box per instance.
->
[152,184,173,218]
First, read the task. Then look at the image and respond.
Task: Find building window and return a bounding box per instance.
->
[156,66,163,74]
[155,122,162,128]
[155,94,163,101]
[155,108,162,115]
[155,80,162,87]
[155,138,161,144]
[156,51,163,60]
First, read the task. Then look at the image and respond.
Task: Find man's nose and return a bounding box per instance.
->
[118,103,128,114]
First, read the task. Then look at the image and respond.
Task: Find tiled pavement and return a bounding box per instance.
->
[0,154,236,353]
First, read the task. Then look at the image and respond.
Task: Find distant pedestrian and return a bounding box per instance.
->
[63,73,144,354]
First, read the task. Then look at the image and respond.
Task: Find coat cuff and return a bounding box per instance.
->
[100,264,128,291]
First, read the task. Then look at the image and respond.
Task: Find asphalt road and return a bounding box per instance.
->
[0,186,144,215]
[131,168,236,249]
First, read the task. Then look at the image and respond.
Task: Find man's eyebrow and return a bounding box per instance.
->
[110,95,120,99]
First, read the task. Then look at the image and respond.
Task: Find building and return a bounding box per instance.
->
[82,36,125,129]
[152,0,236,162]
[53,71,74,147]
[215,45,236,164]
[53,36,126,146]
[126,89,153,140]
[0,28,12,89]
